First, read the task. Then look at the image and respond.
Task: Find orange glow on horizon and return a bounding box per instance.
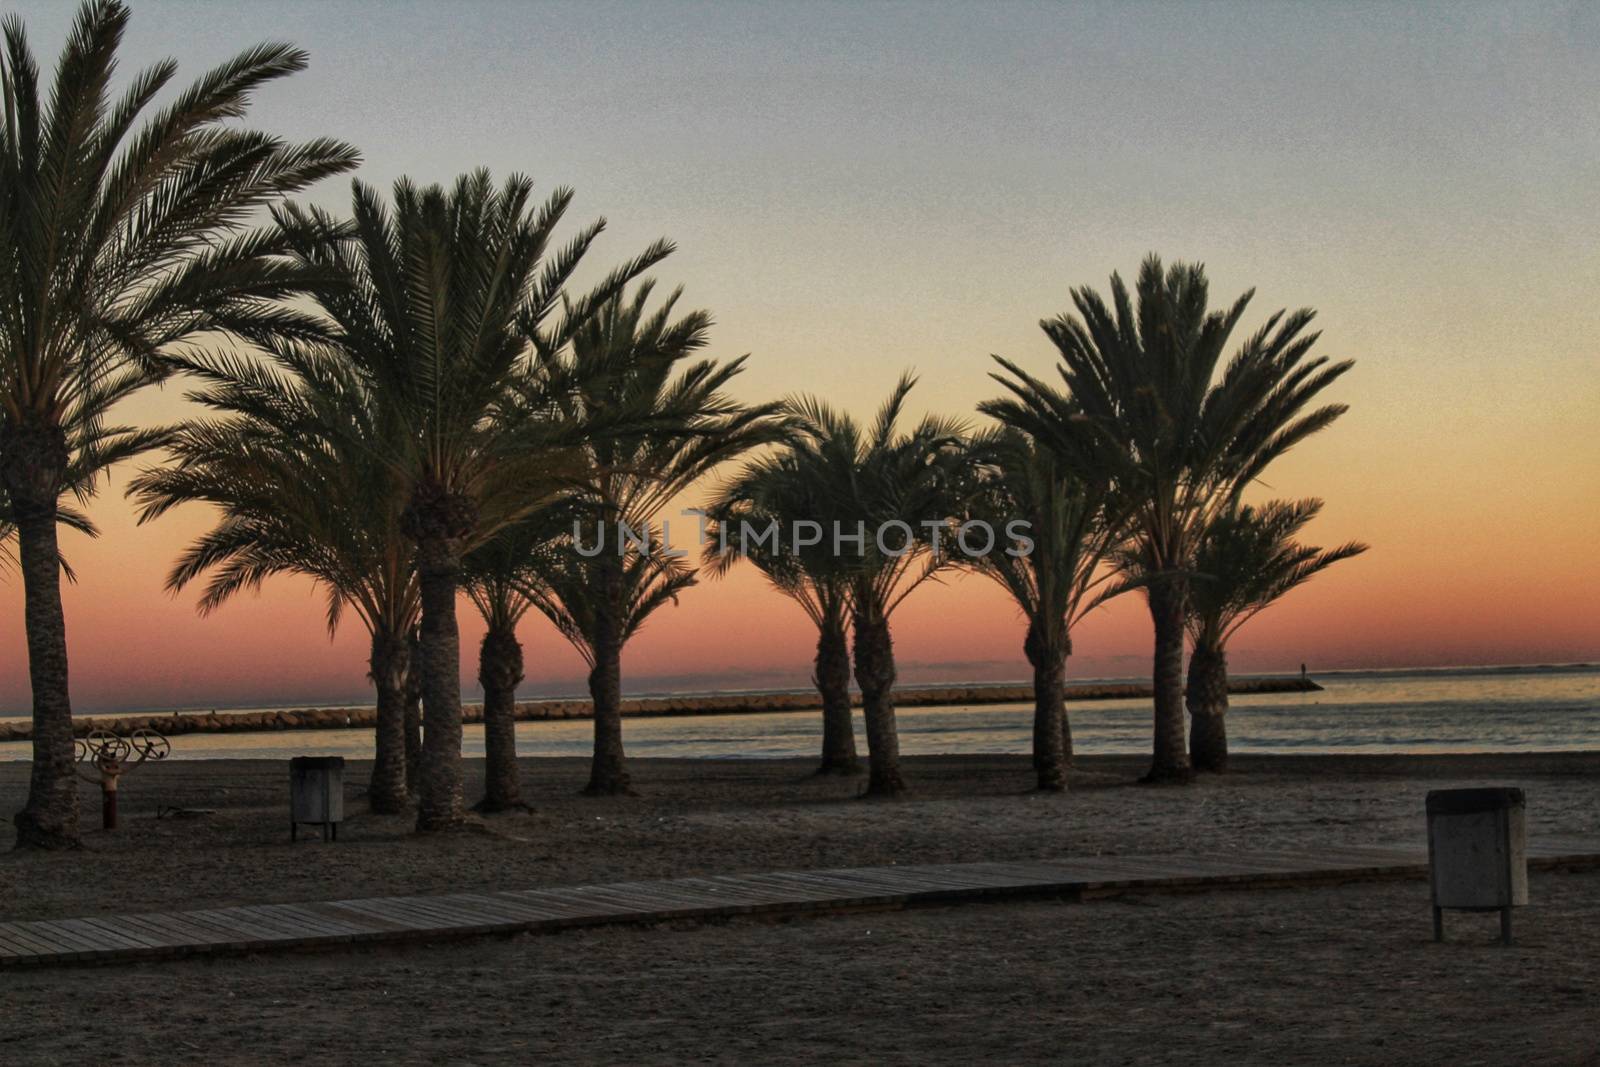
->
[2,422,1596,715]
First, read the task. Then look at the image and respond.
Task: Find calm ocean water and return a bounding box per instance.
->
[2,664,1595,762]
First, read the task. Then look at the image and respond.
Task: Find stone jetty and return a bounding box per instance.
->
[0,676,1322,743]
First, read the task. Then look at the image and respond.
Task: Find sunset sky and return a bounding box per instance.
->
[2,1,1597,714]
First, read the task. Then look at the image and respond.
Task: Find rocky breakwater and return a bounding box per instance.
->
[0,676,1320,742]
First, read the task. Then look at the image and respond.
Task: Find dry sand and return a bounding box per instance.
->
[0,753,1597,1064]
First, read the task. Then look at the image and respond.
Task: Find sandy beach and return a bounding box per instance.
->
[1,753,1596,1064]
[3,752,1597,918]
[5,871,1597,1065]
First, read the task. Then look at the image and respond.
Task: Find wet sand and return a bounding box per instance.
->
[1,753,1597,1064]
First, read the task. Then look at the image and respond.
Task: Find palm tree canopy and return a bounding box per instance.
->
[782,373,970,617]
[981,255,1353,582]
[963,425,1123,637]
[519,520,696,666]
[537,279,786,523]
[128,342,418,639]
[461,501,581,634]
[515,280,782,655]
[269,170,673,549]
[702,443,854,629]
[0,0,357,476]
[1187,497,1368,648]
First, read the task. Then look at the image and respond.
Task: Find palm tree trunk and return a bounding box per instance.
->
[403,629,423,792]
[3,420,79,849]
[584,552,630,795]
[1144,580,1193,783]
[476,624,525,811]
[1187,643,1230,773]
[413,535,467,831]
[852,590,903,797]
[1025,621,1071,792]
[10,505,80,848]
[368,628,410,814]
[813,612,858,775]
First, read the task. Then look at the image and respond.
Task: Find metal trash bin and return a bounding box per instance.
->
[1426,787,1527,944]
[290,756,345,842]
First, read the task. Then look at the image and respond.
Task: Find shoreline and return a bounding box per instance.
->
[0,676,1321,743]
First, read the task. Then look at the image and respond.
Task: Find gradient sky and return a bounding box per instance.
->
[2,1,1598,713]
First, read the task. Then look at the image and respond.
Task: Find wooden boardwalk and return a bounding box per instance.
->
[3,836,1597,968]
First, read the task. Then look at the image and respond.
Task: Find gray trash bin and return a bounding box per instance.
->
[1426,787,1527,944]
[290,756,345,842]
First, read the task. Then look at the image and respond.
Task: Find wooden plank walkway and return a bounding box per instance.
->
[3,838,1597,968]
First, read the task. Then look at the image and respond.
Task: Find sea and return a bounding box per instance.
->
[2,663,1596,762]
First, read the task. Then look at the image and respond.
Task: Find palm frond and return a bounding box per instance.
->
[0,0,357,584]
[1186,498,1369,648]
[982,255,1355,595]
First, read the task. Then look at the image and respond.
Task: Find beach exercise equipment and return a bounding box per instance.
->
[1426,787,1528,944]
[73,728,170,830]
[289,756,346,842]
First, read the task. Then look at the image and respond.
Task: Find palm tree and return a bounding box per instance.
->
[703,449,860,775]
[964,427,1122,791]
[461,511,570,813]
[984,256,1354,783]
[521,282,782,795]
[522,520,697,791]
[272,171,671,830]
[128,347,420,814]
[786,375,968,797]
[1186,499,1367,772]
[0,0,358,847]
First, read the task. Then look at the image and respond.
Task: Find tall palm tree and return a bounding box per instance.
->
[522,282,782,795]
[786,375,968,797]
[272,172,671,830]
[984,256,1354,782]
[1186,499,1367,772]
[964,427,1122,791]
[0,0,358,847]
[703,450,860,775]
[128,346,420,813]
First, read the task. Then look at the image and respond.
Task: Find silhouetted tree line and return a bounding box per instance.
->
[1,2,1364,846]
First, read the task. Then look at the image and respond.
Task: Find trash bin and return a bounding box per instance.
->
[290,756,345,842]
[1425,787,1527,944]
